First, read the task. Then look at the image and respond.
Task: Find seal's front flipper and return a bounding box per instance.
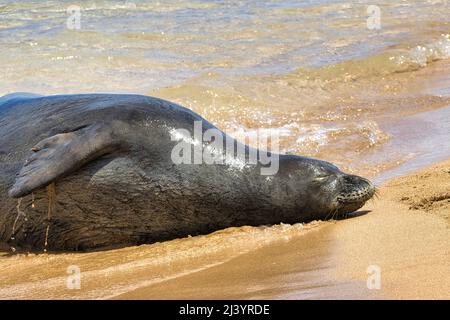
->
[9,123,122,198]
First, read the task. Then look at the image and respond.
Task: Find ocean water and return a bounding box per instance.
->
[0,0,449,299]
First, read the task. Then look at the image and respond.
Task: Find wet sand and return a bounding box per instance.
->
[117,160,450,300]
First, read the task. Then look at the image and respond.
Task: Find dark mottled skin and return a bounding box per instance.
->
[0,94,375,251]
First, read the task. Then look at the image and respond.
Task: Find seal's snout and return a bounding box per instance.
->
[336,174,375,213]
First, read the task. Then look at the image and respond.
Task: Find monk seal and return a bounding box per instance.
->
[0,93,375,251]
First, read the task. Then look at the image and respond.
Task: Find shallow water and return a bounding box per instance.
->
[0,0,449,299]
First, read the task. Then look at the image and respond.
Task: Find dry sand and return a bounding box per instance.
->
[118,160,450,300]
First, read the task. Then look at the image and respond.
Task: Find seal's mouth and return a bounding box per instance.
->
[335,175,376,215]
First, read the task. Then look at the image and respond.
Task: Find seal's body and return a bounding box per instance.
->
[0,94,375,251]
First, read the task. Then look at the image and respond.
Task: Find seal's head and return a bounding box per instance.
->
[280,156,376,219]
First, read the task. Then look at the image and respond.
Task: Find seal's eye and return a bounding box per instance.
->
[314,175,329,182]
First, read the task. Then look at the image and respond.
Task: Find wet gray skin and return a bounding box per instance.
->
[0,93,375,251]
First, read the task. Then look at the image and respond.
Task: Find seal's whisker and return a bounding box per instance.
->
[325,208,335,220]
[327,206,340,221]
[372,187,380,200]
